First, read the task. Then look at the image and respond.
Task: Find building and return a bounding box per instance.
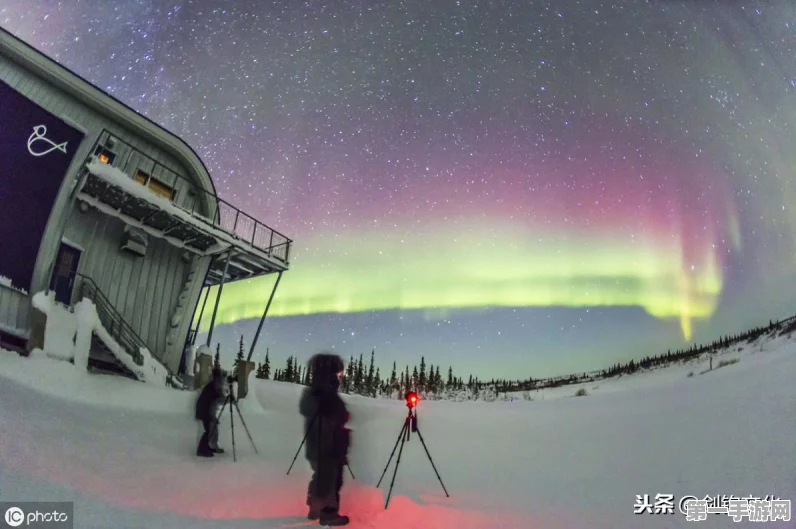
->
[0,27,291,383]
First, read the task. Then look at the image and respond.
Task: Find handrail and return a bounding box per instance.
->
[87,129,292,264]
[73,273,179,386]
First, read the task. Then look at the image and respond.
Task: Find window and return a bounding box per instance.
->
[94,145,116,164]
[134,169,175,201]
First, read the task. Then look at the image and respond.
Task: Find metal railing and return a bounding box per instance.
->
[73,273,181,387]
[87,130,292,264]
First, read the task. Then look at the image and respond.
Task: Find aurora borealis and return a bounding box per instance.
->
[3,1,795,378]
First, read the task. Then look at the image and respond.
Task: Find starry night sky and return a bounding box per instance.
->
[3,1,795,379]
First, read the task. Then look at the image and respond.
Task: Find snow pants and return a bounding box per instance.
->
[197,418,220,455]
[306,459,344,511]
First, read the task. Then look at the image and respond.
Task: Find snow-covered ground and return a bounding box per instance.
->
[0,332,794,528]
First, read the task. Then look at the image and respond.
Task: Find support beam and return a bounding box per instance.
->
[206,251,233,347]
[247,271,282,363]
[190,285,211,345]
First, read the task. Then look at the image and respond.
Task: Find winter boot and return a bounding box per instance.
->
[307,507,320,520]
[319,508,349,526]
[196,447,214,458]
[211,447,225,454]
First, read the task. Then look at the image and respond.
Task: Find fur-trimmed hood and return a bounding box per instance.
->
[308,352,344,392]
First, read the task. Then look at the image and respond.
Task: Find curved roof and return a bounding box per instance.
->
[0,26,218,198]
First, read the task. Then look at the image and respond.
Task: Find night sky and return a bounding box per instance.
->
[3,1,795,379]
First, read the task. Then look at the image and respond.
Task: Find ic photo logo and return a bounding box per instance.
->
[4,507,24,527]
[3,505,70,527]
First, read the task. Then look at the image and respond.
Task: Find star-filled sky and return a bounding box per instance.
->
[4,1,795,379]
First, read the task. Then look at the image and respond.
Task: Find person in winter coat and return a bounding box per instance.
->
[299,353,351,526]
[195,368,228,457]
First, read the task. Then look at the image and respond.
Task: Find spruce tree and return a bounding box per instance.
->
[233,335,245,378]
[305,360,313,386]
[419,357,427,392]
[355,354,364,394]
[374,367,381,397]
[366,349,375,395]
[213,346,221,371]
[344,356,355,393]
[263,348,271,380]
[389,362,398,396]
[285,356,294,381]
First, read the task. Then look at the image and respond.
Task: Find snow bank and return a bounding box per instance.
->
[32,290,172,386]
[32,291,78,362]
[73,298,94,369]
[0,347,195,414]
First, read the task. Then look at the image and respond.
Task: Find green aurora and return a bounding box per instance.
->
[197,220,730,342]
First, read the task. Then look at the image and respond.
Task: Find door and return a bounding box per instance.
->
[50,242,82,305]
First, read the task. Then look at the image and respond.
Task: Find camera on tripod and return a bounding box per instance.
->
[376,390,449,509]
[208,372,257,462]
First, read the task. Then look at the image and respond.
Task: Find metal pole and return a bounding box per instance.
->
[206,251,233,346]
[247,271,282,363]
[191,286,211,345]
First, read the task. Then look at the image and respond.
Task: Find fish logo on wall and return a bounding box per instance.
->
[27,125,69,157]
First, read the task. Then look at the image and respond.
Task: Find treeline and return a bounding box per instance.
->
[493,316,796,393]
[253,347,486,401]
[213,315,796,401]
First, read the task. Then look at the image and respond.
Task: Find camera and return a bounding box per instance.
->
[405,391,419,408]
[226,374,235,384]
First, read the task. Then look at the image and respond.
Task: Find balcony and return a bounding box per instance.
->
[74,130,292,285]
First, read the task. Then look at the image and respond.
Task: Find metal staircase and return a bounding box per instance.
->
[74,274,182,388]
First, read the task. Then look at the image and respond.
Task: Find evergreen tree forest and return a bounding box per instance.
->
[218,315,796,402]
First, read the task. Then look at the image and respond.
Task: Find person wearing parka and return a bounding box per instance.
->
[195,368,228,457]
[299,353,351,526]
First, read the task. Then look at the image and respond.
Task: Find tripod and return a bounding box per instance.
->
[208,380,259,462]
[287,411,355,479]
[376,404,449,509]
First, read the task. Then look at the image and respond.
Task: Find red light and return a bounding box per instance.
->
[411,396,417,403]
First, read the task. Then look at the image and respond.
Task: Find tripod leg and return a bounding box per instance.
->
[232,400,259,454]
[384,423,409,510]
[376,419,409,488]
[287,413,316,475]
[346,464,355,480]
[413,426,450,498]
[229,397,237,463]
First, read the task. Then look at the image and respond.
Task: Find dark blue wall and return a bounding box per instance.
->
[0,79,86,292]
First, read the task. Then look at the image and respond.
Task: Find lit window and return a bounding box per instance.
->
[94,145,116,164]
[134,169,175,201]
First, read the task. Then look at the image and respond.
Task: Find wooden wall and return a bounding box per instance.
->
[62,209,191,367]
